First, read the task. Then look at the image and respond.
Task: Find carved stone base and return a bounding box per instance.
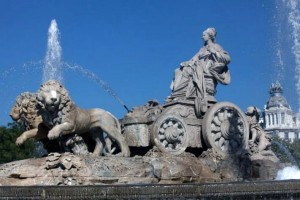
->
[0,151,220,186]
[0,149,279,186]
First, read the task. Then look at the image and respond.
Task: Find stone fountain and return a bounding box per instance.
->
[0,22,295,199]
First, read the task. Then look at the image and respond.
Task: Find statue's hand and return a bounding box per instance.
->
[48,127,61,140]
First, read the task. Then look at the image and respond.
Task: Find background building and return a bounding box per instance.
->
[262,81,300,142]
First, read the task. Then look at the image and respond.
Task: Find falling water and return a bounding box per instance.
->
[276,166,300,180]
[41,19,128,110]
[42,19,63,83]
[276,0,300,111]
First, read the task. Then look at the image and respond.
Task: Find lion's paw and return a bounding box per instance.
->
[16,137,25,145]
[48,130,60,140]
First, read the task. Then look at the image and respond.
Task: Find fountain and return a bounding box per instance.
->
[43,20,63,83]
[1,2,300,197]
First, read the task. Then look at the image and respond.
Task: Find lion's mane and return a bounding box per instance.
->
[11,92,40,130]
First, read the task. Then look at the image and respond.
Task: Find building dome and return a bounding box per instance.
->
[266,81,290,109]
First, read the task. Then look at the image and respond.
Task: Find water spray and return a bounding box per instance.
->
[42,19,130,112]
[278,0,300,112]
[62,62,131,112]
[43,19,63,83]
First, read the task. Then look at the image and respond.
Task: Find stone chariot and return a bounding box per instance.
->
[122,27,249,157]
[122,98,249,157]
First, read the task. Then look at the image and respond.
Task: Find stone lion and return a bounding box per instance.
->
[9,92,59,152]
[36,80,130,157]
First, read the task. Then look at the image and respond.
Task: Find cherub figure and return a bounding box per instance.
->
[246,106,271,153]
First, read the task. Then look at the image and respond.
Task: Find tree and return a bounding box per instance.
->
[0,122,36,164]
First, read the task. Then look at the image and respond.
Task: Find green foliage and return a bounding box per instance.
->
[0,122,36,164]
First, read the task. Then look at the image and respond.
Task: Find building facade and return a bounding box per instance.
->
[262,81,300,142]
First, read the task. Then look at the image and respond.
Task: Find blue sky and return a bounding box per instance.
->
[0,0,298,125]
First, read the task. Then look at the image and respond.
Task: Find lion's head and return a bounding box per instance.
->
[37,80,72,111]
[36,80,73,126]
[10,92,40,128]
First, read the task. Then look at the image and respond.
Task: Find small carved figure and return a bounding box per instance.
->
[127,99,163,121]
[168,27,231,105]
[246,106,271,153]
[36,80,130,157]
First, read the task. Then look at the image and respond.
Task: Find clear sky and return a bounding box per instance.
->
[0,0,298,125]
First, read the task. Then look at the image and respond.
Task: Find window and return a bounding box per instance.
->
[284,132,289,141]
[281,112,285,124]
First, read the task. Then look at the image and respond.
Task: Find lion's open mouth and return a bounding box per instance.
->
[46,103,58,111]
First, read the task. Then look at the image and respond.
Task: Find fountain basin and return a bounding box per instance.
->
[0,180,300,199]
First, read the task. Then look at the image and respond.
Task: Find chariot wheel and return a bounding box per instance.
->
[202,102,249,156]
[153,114,188,155]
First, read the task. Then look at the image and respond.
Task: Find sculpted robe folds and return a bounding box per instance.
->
[170,42,231,102]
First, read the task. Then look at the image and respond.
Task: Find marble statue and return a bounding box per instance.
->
[10,92,60,152]
[10,92,89,155]
[168,27,230,113]
[246,106,271,153]
[36,80,130,157]
[1,27,281,186]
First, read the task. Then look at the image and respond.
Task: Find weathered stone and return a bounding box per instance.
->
[0,152,223,186]
[250,152,280,180]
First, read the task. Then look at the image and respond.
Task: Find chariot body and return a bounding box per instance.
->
[122,97,249,157]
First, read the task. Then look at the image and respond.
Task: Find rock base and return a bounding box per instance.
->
[0,149,280,186]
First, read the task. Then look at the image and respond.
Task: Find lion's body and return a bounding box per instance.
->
[37,80,130,157]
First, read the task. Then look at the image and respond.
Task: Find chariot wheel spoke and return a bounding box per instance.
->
[213,116,222,126]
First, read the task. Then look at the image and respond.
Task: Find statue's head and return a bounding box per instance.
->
[37,80,70,112]
[246,106,260,116]
[203,27,217,43]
